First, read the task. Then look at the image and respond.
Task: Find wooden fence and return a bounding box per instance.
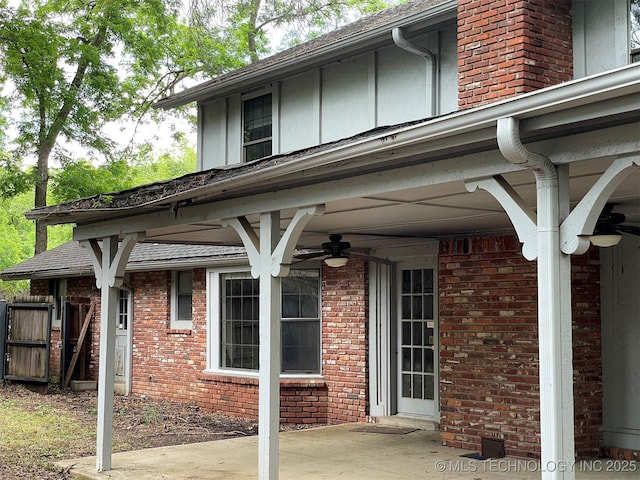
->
[1,298,53,383]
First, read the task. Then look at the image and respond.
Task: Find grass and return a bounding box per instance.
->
[0,394,95,477]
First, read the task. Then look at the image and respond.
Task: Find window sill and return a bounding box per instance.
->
[198,370,326,388]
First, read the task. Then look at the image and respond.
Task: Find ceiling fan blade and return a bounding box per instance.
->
[349,251,392,265]
[617,224,640,236]
[293,251,326,260]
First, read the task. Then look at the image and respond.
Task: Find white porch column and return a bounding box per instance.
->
[223,205,323,480]
[497,117,574,480]
[82,233,142,472]
[467,117,575,479]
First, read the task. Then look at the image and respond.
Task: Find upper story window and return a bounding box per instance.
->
[632,0,640,62]
[171,270,193,329]
[243,92,272,162]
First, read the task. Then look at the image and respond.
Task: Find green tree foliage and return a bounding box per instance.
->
[0,192,34,298]
[0,0,192,254]
[0,0,396,259]
[189,0,399,63]
[50,139,196,202]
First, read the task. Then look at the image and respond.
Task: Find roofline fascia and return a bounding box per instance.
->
[0,255,250,281]
[154,1,457,109]
[27,62,640,225]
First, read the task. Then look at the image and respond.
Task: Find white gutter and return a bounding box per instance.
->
[392,27,438,116]
[497,117,575,480]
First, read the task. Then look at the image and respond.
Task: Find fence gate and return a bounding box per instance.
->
[1,297,53,384]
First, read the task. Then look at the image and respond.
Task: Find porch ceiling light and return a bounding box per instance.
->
[589,233,622,247]
[324,254,348,268]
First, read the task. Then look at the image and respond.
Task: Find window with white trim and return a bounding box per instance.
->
[243,92,272,162]
[171,270,193,329]
[210,268,321,375]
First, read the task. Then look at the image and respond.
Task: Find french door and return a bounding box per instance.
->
[396,264,438,417]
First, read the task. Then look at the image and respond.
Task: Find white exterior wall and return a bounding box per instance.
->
[198,23,458,170]
[573,0,630,78]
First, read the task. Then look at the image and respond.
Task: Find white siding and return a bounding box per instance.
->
[197,23,459,169]
[321,52,375,143]
[573,0,630,78]
[280,70,321,153]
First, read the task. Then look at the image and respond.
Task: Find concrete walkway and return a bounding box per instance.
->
[59,424,639,480]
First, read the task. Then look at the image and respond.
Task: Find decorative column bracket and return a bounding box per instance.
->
[465,175,538,260]
[223,204,325,278]
[560,155,640,255]
[81,232,145,288]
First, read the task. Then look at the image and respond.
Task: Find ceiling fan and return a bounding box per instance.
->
[294,234,391,267]
[590,204,640,247]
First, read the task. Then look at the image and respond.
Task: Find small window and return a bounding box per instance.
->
[632,0,640,62]
[243,93,272,162]
[171,271,193,329]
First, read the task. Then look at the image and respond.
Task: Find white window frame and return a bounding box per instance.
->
[205,266,323,379]
[170,270,193,330]
[241,86,276,162]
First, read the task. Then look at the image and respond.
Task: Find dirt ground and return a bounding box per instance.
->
[0,382,309,480]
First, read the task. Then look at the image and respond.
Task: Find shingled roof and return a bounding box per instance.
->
[0,242,247,280]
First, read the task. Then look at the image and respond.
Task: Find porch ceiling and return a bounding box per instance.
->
[132,153,640,252]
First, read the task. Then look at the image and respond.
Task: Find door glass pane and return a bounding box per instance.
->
[402,374,411,398]
[413,374,423,399]
[401,296,411,319]
[424,376,434,400]
[402,347,411,371]
[424,296,433,319]
[402,321,411,345]
[412,322,422,346]
[412,348,422,371]
[412,295,422,318]
[425,348,434,373]
[402,270,411,294]
[412,269,422,293]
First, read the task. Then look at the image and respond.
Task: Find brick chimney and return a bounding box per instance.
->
[457,0,573,109]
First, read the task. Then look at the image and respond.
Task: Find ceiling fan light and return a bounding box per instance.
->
[324,256,349,268]
[589,233,622,247]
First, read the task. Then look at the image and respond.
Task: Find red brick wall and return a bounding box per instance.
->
[129,263,369,426]
[438,236,601,458]
[322,259,369,423]
[458,0,573,108]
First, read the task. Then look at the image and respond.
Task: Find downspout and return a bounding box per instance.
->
[392,27,438,117]
[497,117,574,480]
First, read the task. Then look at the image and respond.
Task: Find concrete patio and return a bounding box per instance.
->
[58,424,638,480]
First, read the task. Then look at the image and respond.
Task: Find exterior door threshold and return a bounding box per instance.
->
[374,415,440,435]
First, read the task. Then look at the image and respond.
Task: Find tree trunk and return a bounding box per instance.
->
[34,146,51,255]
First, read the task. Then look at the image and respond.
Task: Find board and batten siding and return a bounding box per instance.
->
[197,23,458,170]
